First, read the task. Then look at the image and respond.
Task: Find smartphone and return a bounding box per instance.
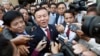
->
[42,36,47,41]
[69,24,79,32]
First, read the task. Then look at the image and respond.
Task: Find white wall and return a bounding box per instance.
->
[88,0,96,3]
[0,0,18,6]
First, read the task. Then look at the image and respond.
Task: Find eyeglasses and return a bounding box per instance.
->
[58,7,65,10]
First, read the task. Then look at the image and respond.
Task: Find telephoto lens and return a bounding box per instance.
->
[82,15,100,37]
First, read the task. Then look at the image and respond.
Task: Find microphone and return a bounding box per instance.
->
[57,34,75,56]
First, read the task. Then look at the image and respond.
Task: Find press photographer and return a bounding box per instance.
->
[56,15,100,56]
[69,0,87,23]
[69,15,100,55]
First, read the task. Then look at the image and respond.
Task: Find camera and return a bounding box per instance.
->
[82,15,100,38]
[57,34,75,56]
[69,0,87,11]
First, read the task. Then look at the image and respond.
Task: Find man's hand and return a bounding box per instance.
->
[35,40,47,52]
[76,30,90,41]
[17,45,30,56]
[55,24,64,33]
[72,41,89,54]
[11,35,33,45]
[51,42,61,54]
[82,51,97,56]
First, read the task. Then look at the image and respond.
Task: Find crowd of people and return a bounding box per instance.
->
[0,0,100,56]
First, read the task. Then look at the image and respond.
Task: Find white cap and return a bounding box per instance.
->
[86,1,96,7]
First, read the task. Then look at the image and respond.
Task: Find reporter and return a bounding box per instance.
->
[2,11,32,44]
[2,10,32,56]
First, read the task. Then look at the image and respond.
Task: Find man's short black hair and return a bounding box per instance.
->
[64,10,75,17]
[22,2,29,7]
[40,2,48,7]
[17,7,28,12]
[49,3,56,8]
[3,10,24,27]
[87,7,97,13]
[30,5,36,7]
[14,5,20,10]
[56,2,66,8]
[0,33,13,56]
[34,7,49,16]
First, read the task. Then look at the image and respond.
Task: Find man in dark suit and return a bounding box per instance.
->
[55,2,67,24]
[29,7,59,56]
[2,11,32,56]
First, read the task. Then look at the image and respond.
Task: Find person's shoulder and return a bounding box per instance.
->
[48,24,59,33]
[2,28,13,39]
[48,24,56,29]
[30,25,40,34]
[48,24,55,26]
[2,28,10,34]
[26,22,32,26]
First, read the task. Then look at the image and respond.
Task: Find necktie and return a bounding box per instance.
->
[66,27,70,39]
[52,13,54,16]
[45,28,51,40]
[61,16,62,24]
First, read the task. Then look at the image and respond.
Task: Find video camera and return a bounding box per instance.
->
[69,0,87,11]
[57,15,100,55]
[67,15,100,38]
[82,15,100,38]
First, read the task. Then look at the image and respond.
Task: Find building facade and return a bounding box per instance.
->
[0,0,97,6]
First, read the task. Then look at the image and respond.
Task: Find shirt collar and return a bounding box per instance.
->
[41,26,49,31]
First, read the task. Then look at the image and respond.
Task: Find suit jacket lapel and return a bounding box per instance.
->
[37,26,46,37]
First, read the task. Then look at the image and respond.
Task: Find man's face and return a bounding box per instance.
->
[9,17,26,33]
[3,3,11,10]
[30,7,36,14]
[64,13,75,24]
[35,9,49,28]
[19,9,29,22]
[57,4,66,15]
[50,5,56,13]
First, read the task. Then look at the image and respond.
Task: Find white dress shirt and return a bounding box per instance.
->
[41,26,49,36]
[57,15,64,24]
[64,25,76,41]
[49,13,56,24]
[88,38,100,55]
[79,38,100,55]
